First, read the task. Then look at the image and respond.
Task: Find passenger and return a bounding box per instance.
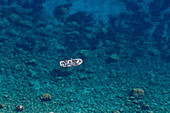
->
[71,62,75,66]
[60,62,64,67]
[65,62,68,66]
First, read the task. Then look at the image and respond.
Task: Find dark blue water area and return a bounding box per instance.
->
[0,0,169,112]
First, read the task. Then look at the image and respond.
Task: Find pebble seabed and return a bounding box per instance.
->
[0,0,169,113]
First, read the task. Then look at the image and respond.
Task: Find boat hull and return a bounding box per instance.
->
[60,59,83,67]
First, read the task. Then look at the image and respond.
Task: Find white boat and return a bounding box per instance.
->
[60,58,83,67]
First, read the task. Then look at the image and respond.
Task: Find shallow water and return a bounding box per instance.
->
[0,0,169,113]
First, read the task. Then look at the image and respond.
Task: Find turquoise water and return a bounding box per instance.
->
[0,0,169,113]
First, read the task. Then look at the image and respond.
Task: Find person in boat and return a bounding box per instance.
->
[60,62,64,67]
[72,59,78,64]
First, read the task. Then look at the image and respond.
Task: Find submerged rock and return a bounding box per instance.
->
[16,105,24,111]
[80,49,91,58]
[130,88,144,99]
[0,104,4,108]
[8,13,21,23]
[40,93,52,101]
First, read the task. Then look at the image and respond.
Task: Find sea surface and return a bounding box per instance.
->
[0,0,169,113]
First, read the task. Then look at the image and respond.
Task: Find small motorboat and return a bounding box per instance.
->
[60,58,83,67]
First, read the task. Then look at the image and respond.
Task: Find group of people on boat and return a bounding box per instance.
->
[60,59,83,67]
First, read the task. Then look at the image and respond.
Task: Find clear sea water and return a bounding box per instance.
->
[0,0,169,113]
